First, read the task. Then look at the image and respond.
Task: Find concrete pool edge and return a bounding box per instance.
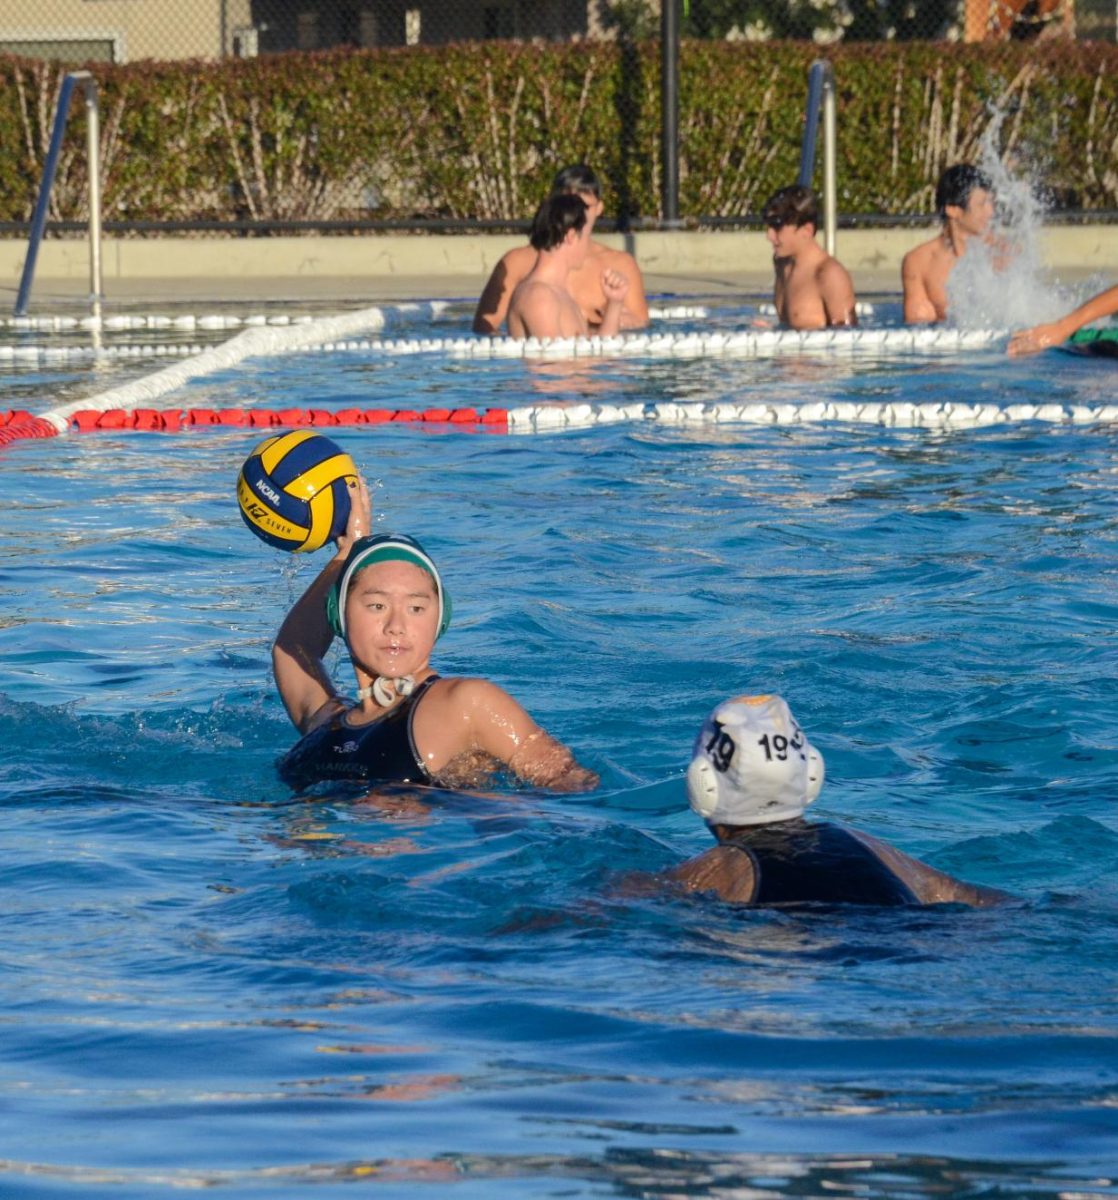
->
[2,225,1115,306]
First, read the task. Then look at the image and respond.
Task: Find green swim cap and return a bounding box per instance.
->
[326,533,452,641]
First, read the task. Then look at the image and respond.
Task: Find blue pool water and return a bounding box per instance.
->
[2,297,1117,1197]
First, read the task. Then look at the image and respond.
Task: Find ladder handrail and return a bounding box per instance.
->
[15,71,103,319]
[797,60,837,257]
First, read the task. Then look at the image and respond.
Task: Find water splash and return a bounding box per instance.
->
[946,113,1074,331]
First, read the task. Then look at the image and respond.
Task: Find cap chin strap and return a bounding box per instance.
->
[356,675,416,707]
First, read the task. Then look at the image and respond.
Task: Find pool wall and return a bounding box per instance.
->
[4,225,1116,303]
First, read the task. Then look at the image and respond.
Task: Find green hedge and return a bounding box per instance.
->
[1,39,1115,226]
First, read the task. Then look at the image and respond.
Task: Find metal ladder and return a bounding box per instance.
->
[797,60,837,256]
[14,70,104,319]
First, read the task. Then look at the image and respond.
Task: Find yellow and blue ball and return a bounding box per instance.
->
[237,431,357,553]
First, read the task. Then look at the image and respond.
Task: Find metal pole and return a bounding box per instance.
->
[797,61,837,256]
[660,0,680,227]
[822,69,837,256]
[82,77,104,322]
[14,72,85,318]
[797,63,825,189]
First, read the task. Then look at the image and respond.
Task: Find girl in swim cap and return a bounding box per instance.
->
[272,475,598,793]
[666,694,1008,908]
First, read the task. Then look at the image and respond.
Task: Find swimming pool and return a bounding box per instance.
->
[2,297,1117,1198]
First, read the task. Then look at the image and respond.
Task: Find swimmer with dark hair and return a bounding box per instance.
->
[504,192,629,340]
[666,694,1008,907]
[1008,283,1118,356]
[761,184,857,330]
[902,163,995,324]
[273,476,597,793]
[529,192,588,254]
[473,162,648,335]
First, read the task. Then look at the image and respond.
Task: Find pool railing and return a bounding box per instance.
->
[15,71,104,322]
[798,59,838,257]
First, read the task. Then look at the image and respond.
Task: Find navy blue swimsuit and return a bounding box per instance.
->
[726,819,919,906]
[278,676,438,790]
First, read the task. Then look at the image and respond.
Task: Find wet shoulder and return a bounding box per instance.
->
[512,276,559,303]
[501,243,537,274]
[819,253,854,283]
[902,235,939,270]
[670,844,758,904]
[591,240,640,272]
[420,675,513,717]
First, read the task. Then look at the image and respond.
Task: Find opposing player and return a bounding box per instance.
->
[667,694,1008,907]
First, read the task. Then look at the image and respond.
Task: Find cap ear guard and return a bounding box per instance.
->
[326,583,344,638]
[804,744,824,805]
[686,694,824,827]
[686,754,722,820]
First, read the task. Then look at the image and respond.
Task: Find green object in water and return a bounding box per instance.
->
[1065,327,1118,358]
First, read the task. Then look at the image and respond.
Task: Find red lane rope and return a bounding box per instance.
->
[2,406,510,440]
[0,414,61,446]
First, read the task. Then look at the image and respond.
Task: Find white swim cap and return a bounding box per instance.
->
[687,694,824,826]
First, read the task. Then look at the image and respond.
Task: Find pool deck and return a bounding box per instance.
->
[1,225,1114,310]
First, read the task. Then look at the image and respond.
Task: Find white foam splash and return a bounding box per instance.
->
[947,113,1075,331]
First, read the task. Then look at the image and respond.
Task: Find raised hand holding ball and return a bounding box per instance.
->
[237,431,358,553]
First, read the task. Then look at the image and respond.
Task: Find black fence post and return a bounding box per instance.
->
[660,0,681,227]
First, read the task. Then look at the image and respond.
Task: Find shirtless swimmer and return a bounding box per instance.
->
[762,185,857,330]
[474,163,649,335]
[505,193,629,340]
[902,164,995,324]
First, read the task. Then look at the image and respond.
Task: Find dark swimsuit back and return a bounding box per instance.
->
[727,819,919,906]
[278,676,438,790]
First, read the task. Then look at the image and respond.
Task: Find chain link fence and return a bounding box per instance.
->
[1,0,1114,235]
[0,0,1112,64]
